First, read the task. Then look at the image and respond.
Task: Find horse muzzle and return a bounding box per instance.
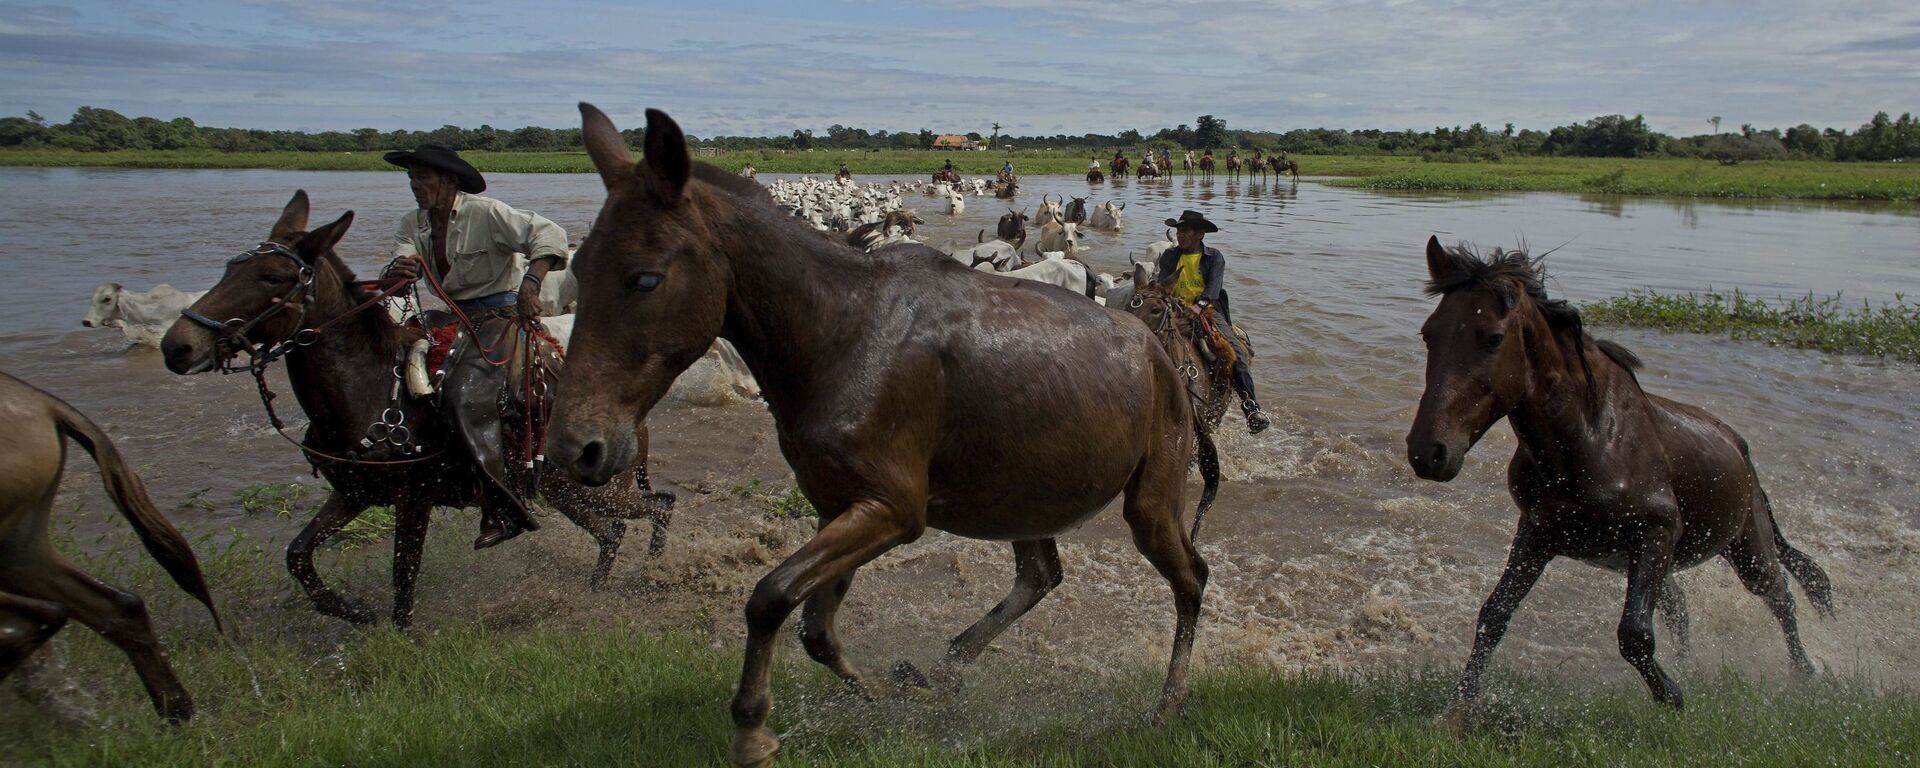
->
[546,416,636,488]
[159,324,219,375]
[1405,435,1465,482]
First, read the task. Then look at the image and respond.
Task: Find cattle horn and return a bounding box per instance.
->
[978,229,986,243]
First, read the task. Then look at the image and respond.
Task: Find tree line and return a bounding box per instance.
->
[2,107,1917,162]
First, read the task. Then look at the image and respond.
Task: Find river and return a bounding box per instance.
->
[1,167,1915,691]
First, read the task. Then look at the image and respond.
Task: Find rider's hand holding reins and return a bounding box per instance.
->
[382,255,423,282]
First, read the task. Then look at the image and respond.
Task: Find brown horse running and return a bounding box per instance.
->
[160,192,672,628]
[1123,265,1223,538]
[549,104,1210,768]
[1407,237,1833,719]
[0,372,219,722]
[1110,154,1130,179]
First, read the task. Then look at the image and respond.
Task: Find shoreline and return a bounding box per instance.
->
[4,149,1917,202]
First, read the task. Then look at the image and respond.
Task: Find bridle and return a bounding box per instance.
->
[1129,287,1212,396]
[180,240,439,467]
[179,241,317,371]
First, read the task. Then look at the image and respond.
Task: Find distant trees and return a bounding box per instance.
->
[2,107,1916,162]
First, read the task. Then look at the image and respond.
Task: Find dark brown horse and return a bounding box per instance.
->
[1269,156,1299,181]
[549,104,1209,768]
[1123,264,1223,538]
[159,192,672,629]
[1407,237,1833,721]
[1110,154,1131,179]
[1199,152,1216,178]
[0,372,220,723]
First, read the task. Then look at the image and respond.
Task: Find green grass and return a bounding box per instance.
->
[3,623,1915,767]
[6,148,1918,200]
[234,480,395,550]
[1319,155,1920,201]
[1584,288,1920,362]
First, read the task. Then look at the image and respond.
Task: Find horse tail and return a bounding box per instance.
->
[1189,419,1220,542]
[1755,479,1835,618]
[49,395,223,632]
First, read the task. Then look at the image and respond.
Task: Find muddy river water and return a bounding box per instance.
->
[2,167,1916,693]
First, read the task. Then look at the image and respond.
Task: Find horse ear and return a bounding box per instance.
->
[271,189,310,242]
[298,211,354,261]
[641,108,692,205]
[1425,235,1461,284]
[1133,261,1152,289]
[579,102,634,190]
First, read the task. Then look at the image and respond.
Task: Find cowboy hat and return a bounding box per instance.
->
[384,142,486,193]
[1164,210,1219,233]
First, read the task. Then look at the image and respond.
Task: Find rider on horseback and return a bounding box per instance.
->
[379,142,571,549]
[1155,210,1271,434]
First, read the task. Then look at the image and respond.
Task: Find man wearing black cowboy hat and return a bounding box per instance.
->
[1155,210,1271,434]
[380,142,570,548]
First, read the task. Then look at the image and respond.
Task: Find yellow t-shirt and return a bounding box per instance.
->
[1173,251,1206,303]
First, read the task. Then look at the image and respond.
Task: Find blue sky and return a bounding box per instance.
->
[1,0,1915,137]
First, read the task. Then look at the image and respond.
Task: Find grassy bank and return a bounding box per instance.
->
[5,148,1918,200]
[1320,155,1920,201]
[5,623,1916,767]
[1583,288,1920,363]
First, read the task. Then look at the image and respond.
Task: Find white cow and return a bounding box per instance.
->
[949,240,1020,272]
[993,252,1097,300]
[540,316,759,406]
[82,283,207,346]
[1089,200,1127,231]
[1035,220,1080,257]
[946,188,965,216]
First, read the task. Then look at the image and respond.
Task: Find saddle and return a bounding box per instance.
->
[404,310,567,543]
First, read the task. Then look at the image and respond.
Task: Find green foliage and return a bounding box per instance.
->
[7,106,1919,161]
[3,624,1916,767]
[237,482,312,517]
[768,488,818,519]
[1584,288,1920,362]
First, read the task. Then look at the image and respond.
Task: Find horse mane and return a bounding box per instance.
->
[1425,242,1642,393]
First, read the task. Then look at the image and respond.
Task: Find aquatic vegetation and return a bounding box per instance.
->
[1585,288,1920,362]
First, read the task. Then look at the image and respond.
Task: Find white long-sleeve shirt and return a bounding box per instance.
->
[392,192,569,300]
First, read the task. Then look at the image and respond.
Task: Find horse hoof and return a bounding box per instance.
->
[730,727,780,768]
[314,594,377,626]
[889,661,932,690]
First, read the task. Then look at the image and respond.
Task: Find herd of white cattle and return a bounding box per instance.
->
[81,175,1173,405]
[767,176,1163,304]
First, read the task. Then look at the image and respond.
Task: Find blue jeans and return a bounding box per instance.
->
[455,291,517,314]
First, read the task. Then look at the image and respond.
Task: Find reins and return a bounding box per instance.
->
[184,241,445,468]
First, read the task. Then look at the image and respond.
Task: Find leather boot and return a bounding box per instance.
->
[1241,399,1271,435]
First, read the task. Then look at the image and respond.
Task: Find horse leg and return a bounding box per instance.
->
[0,591,67,682]
[1620,525,1684,709]
[287,491,377,625]
[1724,528,1816,676]
[1443,531,1550,728]
[1123,450,1208,724]
[3,558,193,722]
[906,538,1063,688]
[1656,575,1692,659]
[729,499,917,768]
[389,501,432,630]
[798,572,871,695]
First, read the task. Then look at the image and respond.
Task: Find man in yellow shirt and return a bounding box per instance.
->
[1152,210,1270,434]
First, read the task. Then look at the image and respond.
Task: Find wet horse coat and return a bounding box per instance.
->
[1407,237,1834,718]
[548,104,1210,768]
[0,372,219,722]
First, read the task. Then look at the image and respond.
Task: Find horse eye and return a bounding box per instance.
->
[1483,333,1506,351]
[631,272,666,292]
[261,273,288,286]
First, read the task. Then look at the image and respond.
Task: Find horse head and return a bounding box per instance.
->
[161,190,356,375]
[551,105,735,486]
[1407,236,1603,481]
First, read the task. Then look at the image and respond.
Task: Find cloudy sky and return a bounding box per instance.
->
[2,0,1916,137]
